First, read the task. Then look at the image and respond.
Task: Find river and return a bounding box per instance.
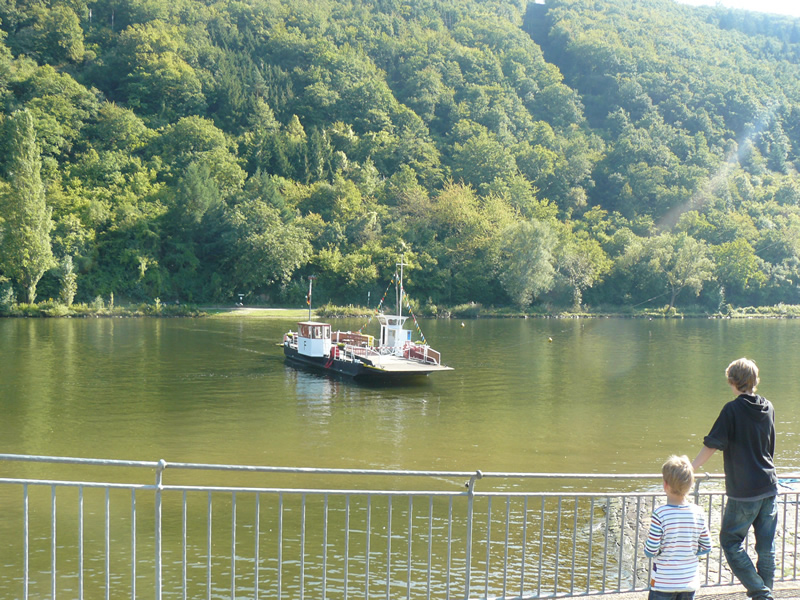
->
[3,315,800,479]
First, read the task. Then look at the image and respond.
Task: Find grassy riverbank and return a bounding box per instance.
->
[5,301,800,319]
[315,302,800,319]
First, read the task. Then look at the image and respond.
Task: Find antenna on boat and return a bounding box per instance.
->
[307,275,316,320]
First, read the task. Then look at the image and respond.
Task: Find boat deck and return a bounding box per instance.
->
[371,355,454,373]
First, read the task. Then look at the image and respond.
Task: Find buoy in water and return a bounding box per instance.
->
[461,322,465,327]
[548,337,553,342]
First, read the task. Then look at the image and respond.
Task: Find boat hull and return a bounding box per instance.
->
[283,345,452,380]
[283,345,367,377]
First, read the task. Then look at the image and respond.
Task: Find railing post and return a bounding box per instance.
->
[155,459,167,600]
[464,470,482,600]
[693,472,708,504]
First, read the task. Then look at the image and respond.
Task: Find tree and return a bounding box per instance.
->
[15,5,85,64]
[648,233,714,311]
[224,199,311,296]
[59,255,78,307]
[556,231,612,310]
[0,110,54,304]
[497,219,557,309]
[712,238,766,304]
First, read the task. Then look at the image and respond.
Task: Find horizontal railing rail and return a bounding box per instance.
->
[0,454,795,600]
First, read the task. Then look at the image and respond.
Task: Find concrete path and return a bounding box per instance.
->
[602,582,800,600]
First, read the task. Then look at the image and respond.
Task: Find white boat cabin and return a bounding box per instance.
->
[377,314,412,354]
[296,321,332,357]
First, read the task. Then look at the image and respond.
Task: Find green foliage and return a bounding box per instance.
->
[1,0,800,312]
[58,254,78,307]
[0,281,14,313]
[0,109,55,303]
[498,219,557,309]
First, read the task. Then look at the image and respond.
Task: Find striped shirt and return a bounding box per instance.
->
[644,503,712,591]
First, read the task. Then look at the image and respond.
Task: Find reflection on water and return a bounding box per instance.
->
[3,317,800,476]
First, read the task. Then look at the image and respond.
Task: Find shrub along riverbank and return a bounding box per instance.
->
[4,300,800,319]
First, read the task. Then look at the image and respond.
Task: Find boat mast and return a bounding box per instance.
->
[307,275,316,320]
[397,255,407,318]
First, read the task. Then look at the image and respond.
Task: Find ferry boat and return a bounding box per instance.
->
[283,262,453,379]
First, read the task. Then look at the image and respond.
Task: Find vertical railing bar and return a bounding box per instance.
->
[300,493,306,600]
[781,492,788,581]
[427,496,433,600]
[538,497,544,598]
[794,492,799,578]
[632,496,642,590]
[322,494,327,600]
[255,493,261,600]
[80,486,85,600]
[705,493,713,584]
[386,496,392,600]
[365,495,371,600]
[52,484,57,600]
[231,491,237,600]
[554,496,562,595]
[155,460,165,600]
[277,492,283,600]
[718,495,726,585]
[207,491,213,600]
[503,497,510,599]
[131,489,137,600]
[407,496,413,600]
[570,497,578,595]
[485,496,492,599]
[105,487,111,600]
[465,471,482,600]
[617,495,626,591]
[181,490,186,600]
[24,484,29,600]
[520,496,528,599]
[344,495,350,600]
[586,496,595,594]
[446,497,453,600]
[602,497,611,593]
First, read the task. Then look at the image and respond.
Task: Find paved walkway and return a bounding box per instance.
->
[602,582,800,600]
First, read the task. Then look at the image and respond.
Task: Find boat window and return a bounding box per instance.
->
[314,326,321,338]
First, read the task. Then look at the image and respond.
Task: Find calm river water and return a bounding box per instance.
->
[3,314,800,478]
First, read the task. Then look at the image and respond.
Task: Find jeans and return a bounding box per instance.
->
[720,495,778,599]
[648,590,695,600]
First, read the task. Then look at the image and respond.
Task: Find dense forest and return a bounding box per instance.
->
[2,0,800,314]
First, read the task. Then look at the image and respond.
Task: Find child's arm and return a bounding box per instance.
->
[697,516,712,556]
[692,446,716,470]
[643,512,663,558]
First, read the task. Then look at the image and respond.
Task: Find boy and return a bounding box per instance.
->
[692,357,778,600]
[645,455,712,600]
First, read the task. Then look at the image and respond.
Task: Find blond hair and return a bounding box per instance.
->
[726,357,759,393]
[662,455,694,497]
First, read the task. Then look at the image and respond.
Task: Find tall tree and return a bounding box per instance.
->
[649,233,714,311]
[497,219,557,309]
[0,110,54,304]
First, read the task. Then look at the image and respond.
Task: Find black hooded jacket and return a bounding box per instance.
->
[703,393,777,500]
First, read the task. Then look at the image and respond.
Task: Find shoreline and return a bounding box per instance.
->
[4,304,800,320]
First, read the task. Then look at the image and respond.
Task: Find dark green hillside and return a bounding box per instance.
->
[0,0,799,314]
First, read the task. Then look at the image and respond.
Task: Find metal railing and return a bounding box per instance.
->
[0,454,798,600]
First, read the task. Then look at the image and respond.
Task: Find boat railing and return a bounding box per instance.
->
[341,343,383,364]
[403,343,441,365]
[331,331,374,347]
